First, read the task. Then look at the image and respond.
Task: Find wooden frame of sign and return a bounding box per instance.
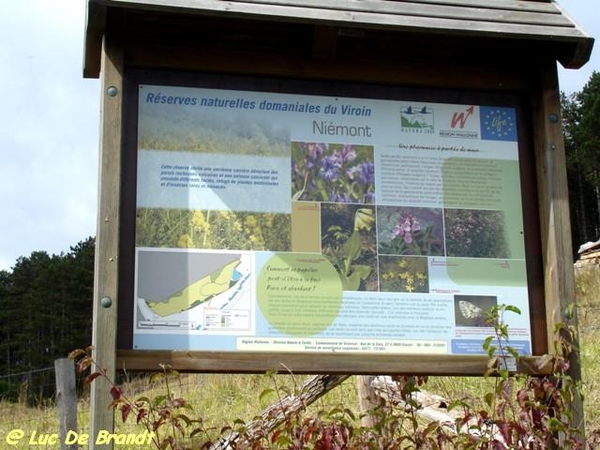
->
[113,67,548,369]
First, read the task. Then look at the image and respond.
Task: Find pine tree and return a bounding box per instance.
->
[562,71,600,251]
[0,238,95,400]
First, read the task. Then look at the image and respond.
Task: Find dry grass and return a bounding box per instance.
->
[0,266,599,448]
[575,264,600,432]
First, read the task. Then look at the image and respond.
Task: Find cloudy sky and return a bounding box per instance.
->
[0,0,597,271]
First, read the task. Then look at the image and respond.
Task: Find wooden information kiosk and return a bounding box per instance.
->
[84,0,593,445]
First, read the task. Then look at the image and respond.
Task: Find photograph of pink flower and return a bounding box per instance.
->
[377,206,444,256]
[444,209,509,258]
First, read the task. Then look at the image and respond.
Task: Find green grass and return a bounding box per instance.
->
[0,265,599,448]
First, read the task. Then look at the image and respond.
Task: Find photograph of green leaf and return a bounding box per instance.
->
[320,204,378,291]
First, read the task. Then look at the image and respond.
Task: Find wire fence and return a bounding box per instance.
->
[0,367,55,405]
[0,366,93,402]
[0,364,94,446]
[0,366,307,449]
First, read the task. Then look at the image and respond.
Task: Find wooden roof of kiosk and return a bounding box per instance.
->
[83,0,593,81]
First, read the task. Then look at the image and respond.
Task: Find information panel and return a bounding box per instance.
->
[133,84,531,355]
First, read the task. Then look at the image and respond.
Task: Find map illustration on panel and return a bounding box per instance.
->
[136,250,252,330]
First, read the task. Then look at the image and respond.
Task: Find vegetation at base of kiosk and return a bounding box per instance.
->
[69,300,598,450]
[0,264,599,447]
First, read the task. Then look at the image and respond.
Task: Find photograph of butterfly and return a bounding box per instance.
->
[454,295,497,327]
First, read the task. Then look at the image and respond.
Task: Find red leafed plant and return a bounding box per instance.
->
[69,347,207,450]
[70,305,600,449]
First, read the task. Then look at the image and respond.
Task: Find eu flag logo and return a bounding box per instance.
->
[480,107,517,142]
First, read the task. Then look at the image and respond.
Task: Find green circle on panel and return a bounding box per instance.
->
[257,253,343,336]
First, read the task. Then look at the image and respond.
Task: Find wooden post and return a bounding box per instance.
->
[90,13,124,449]
[532,59,584,432]
[55,358,78,450]
[356,375,378,427]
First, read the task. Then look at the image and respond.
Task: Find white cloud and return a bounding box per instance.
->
[0,0,100,270]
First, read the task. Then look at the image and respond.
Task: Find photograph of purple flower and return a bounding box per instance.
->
[393,215,421,244]
[377,207,444,256]
[444,209,509,258]
[291,142,375,204]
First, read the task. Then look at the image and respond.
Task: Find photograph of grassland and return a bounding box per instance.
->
[138,104,290,156]
[136,208,292,251]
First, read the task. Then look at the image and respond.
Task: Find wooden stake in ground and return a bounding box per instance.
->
[356,375,378,427]
[55,358,78,450]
